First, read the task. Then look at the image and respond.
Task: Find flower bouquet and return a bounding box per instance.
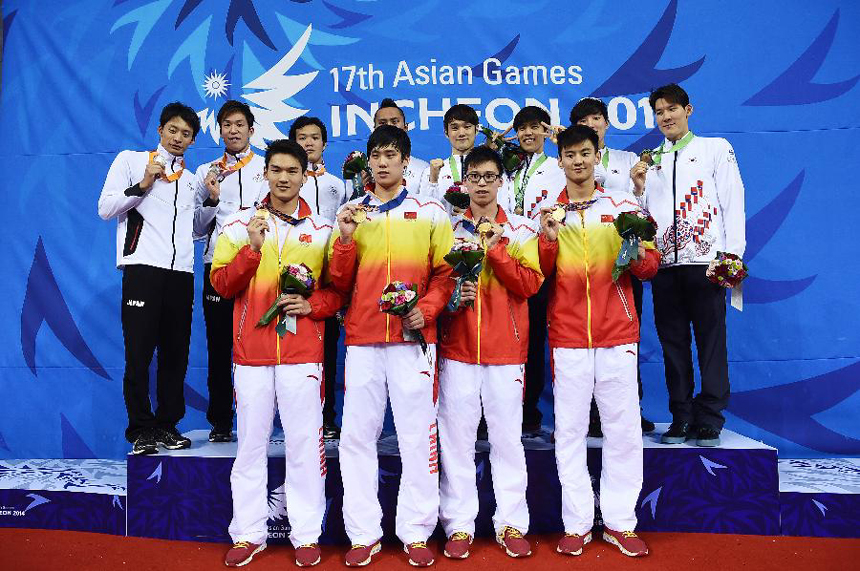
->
[612,210,658,281]
[444,238,485,310]
[257,263,316,337]
[342,151,372,200]
[443,182,471,210]
[379,281,428,355]
[706,252,748,288]
[479,125,528,175]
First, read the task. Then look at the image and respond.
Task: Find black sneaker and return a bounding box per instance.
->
[641,416,656,433]
[660,421,691,444]
[132,431,158,455]
[209,427,234,443]
[587,421,603,438]
[322,422,340,441]
[155,428,192,450]
[695,425,721,447]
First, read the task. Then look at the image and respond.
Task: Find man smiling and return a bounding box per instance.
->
[193,100,266,443]
[98,102,200,455]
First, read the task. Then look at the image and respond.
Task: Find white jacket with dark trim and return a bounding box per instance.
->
[98,145,197,273]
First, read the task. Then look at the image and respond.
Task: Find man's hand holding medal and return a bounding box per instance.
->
[247,209,270,252]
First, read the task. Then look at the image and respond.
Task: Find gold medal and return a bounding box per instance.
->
[352,208,367,224]
[254,209,269,221]
[476,221,493,235]
[551,205,567,222]
[639,150,654,167]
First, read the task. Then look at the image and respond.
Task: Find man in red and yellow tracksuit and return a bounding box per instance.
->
[211,140,345,568]
[436,146,543,560]
[328,125,455,567]
[538,126,659,558]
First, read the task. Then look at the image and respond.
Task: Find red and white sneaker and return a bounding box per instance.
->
[603,528,649,557]
[556,531,592,556]
[443,532,473,559]
[496,526,531,558]
[224,541,266,567]
[345,541,381,567]
[403,541,435,567]
[295,543,321,567]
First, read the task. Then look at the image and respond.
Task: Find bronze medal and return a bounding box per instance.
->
[514,206,524,216]
[639,150,654,167]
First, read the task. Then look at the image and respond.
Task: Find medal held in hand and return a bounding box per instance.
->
[639,150,654,167]
[208,161,226,183]
[551,204,567,223]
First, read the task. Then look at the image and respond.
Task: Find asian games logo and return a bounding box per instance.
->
[197,25,319,149]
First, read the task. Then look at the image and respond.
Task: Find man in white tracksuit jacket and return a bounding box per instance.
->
[98,102,201,456]
[630,84,746,448]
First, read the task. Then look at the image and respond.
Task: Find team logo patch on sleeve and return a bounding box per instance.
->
[404,211,417,220]
[601,214,615,223]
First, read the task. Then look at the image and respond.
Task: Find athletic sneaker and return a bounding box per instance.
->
[403,542,435,567]
[224,541,266,567]
[131,431,158,455]
[603,528,649,557]
[557,531,591,555]
[209,427,235,443]
[295,544,321,567]
[344,541,381,567]
[155,427,191,450]
[660,421,691,444]
[695,426,721,447]
[496,526,531,557]
[443,532,472,559]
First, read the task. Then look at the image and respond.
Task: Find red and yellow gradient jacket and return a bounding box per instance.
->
[210,196,346,365]
[439,207,544,365]
[538,186,660,349]
[328,189,455,345]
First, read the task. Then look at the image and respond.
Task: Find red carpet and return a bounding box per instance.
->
[2,529,857,571]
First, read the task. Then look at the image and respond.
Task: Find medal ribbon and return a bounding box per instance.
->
[650,131,694,165]
[448,155,465,183]
[514,153,548,212]
[601,147,610,169]
[218,149,255,176]
[263,202,303,226]
[307,162,326,177]
[149,151,184,182]
[361,188,408,214]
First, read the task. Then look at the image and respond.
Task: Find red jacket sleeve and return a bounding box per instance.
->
[210,245,261,298]
[307,285,349,320]
[537,234,559,278]
[630,248,660,280]
[328,237,358,293]
[486,241,544,299]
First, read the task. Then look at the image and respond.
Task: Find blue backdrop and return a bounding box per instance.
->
[1,0,858,460]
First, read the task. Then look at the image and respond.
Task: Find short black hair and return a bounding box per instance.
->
[443,104,479,131]
[289,116,328,145]
[264,139,308,171]
[159,102,201,138]
[367,124,411,158]
[556,124,599,154]
[216,100,255,128]
[649,83,690,111]
[463,145,503,176]
[513,105,550,132]
[374,98,406,123]
[569,97,608,124]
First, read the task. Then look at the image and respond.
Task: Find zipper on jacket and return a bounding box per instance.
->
[170,158,179,270]
[579,211,593,349]
[615,282,633,321]
[238,167,244,206]
[509,303,520,341]
[385,211,391,342]
[476,274,482,364]
[274,220,294,365]
[672,150,678,264]
[313,174,321,215]
[237,299,249,341]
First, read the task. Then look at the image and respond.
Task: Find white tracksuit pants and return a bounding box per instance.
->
[340,343,439,545]
[438,358,529,537]
[553,344,643,534]
[228,363,326,548]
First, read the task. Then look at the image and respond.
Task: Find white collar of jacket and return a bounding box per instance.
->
[156,143,183,165]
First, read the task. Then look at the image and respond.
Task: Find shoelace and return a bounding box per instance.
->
[504,526,524,538]
[621,531,638,538]
[408,542,429,549]
[450,532,471,541]
[233,541,251,549]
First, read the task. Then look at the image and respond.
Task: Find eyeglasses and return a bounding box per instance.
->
[465,172,502,183]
